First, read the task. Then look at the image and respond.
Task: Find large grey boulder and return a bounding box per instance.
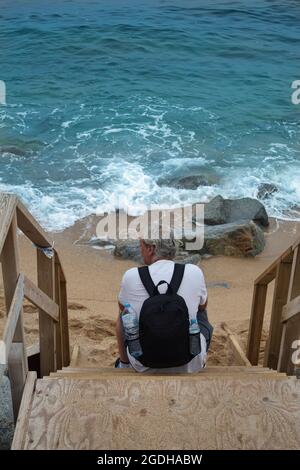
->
[113,220,265,260]
[0,366,14,450]
[113,240,202,264]
[114,240,141,263]
[203,195,228,225]
[203,196,269,227]
[201,220,265,257]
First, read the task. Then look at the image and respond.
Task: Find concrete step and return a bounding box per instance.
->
[17,373,300,450]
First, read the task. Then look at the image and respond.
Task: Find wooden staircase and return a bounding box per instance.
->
[12,365,300,450]
[1,193,300,450]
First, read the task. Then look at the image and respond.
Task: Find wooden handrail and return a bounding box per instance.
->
[253,246,293,286]
[247,233,300,374]
[24,275,59,322]
[16,200,52,248]
[281,295,300,323]
[0,192,70,420]
[2,274,24,365]
[0,194,17,254]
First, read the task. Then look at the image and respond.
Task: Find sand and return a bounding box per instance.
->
[1,216,300,368]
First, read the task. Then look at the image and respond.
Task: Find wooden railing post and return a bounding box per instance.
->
[60,277,70,367]
[54,262,62,370]
[263,261,292,369]
[246,283,268,365]
[1,214,27,419]
[37,250,56,376]
[278,246,300,374]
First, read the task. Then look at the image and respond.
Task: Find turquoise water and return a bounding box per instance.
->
[0,0,300,229]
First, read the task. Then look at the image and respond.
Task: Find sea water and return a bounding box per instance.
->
[0,0,299,230]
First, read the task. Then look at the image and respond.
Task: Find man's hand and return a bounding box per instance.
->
[198,298,208,311]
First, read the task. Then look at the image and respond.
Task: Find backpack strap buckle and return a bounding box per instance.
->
[138,263,185,297]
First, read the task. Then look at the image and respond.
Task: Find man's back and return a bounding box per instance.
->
[119,259,208,373]
[119,259,207,319]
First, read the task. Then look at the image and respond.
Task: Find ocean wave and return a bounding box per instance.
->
[1,157,299,232]
[1,0,299,229]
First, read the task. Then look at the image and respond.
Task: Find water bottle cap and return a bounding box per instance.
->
[123,303,130,307]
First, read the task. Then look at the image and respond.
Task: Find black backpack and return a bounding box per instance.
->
[137,263,193,368]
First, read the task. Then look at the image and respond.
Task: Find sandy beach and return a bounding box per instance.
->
[1,216,300,369]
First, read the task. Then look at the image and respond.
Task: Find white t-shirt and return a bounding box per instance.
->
[118,259,208,373]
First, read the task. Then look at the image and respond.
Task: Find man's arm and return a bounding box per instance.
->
[199,297,208,311]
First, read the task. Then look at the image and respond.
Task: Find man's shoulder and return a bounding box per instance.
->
[183,263,204,277]
[121,266,140,285]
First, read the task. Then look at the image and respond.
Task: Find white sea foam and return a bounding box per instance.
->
[1,157,299,232]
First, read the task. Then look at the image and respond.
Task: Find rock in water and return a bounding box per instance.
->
[257,183,278,200]
[157,173,219,189]
[203,196,269,227]
[201,220,265,257]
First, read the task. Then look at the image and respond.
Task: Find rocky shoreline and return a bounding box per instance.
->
[77,195,269,263]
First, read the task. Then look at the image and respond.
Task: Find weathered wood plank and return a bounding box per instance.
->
[37,250,56,376]
[278,313,300,375]
[288,246,300,300]
[8,344,28,421]
[246,283,268,365]
[23,376,300,450]
[49,371,283,380]
[55,252,66,283]
[70,344,80,367]
[26,343,40,358]
[282,295,300,323]
[57,365,274,374]
[1,214,28,417]
[2,274,24,364]
[0,193,17,255]
[278,245,300,374]
[263,262,292,369]
[23,274,59,322]
[59,279,70,367]
[11,372,37,450]
[16,200,51,248]
[254,246,293,286]
[54,263,62,370]
[221,323,251,367]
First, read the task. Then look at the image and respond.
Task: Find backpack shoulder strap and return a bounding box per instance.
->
[138,266,156,297]
[169,263,185,293]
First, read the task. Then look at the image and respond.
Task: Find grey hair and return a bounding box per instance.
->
[142,235,178,259]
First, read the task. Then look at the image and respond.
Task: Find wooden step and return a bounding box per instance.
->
[15,374,300,450]
[61,365,272,373]
[48,366,283,379]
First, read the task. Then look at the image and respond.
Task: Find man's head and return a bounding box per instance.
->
[140,236,177,265]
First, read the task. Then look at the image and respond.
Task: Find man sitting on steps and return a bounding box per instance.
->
[116,236,213,373]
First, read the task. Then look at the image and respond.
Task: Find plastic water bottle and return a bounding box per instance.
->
[121,303,142,358]
[189,318,201,356]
